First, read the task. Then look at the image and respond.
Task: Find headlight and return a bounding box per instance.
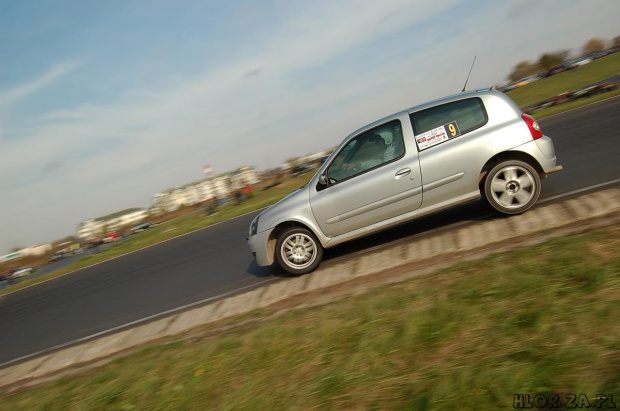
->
[249,215,259,237]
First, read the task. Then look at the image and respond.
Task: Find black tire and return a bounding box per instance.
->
[275,227,323,275]
[484,160,541,215]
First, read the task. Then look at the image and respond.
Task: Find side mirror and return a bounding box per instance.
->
[318,173,328,186]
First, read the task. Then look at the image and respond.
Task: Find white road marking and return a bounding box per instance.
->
[539,178,620,203]
[0,276,278,368]
[0,207,267,297]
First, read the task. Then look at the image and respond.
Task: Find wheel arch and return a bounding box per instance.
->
[266,220,323,266]
[478,150,544,190]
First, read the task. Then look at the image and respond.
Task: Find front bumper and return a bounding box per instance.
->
[247,228,275,266]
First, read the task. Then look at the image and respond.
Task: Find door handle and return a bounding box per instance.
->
[395,168,411,179]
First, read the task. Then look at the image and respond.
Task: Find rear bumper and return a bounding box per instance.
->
[534,135,556,161]
[545,165,563,174]
[514,137,560,175]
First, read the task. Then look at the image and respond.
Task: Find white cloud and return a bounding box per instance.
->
[0,60,81,110]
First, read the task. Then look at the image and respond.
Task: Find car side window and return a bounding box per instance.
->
[326,120,404,184]
[410,97,488,151]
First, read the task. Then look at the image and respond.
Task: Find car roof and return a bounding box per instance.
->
[344,88,497,141]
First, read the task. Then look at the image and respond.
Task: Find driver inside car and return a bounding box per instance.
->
[341,131,396,172]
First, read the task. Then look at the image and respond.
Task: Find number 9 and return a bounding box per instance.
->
[448,123,457,137]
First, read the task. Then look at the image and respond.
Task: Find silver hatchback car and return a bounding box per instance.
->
[248,89,561,275]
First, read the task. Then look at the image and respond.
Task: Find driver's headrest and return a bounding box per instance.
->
[375,130,393,145]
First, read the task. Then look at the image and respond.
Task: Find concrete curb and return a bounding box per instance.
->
[1,187,619,393]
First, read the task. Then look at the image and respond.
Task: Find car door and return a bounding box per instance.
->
[309,115,422,238]
[409,96,491,208]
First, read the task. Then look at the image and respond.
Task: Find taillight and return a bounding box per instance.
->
[522,113,543,140]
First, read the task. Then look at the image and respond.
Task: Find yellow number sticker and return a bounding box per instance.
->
[448,123,457,136]
[444,121,460,138]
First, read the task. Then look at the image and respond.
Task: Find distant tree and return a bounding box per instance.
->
[538,50,569,70]
[508,61,539,82]
[9,247,23,253]
[558,50,570,61]
[582,38,606,55]
[614,36,620,47]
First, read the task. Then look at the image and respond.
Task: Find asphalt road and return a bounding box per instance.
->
[1,97,619,366]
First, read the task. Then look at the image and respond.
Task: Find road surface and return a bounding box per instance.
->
[1,97,619,365]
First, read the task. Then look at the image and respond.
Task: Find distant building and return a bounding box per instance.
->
[0,251,25,264]
[277,150,332,173]
[216,176,232,196]
[151,177,227,214]
[153,188,188,213]
[0,244,53,263]
[150,167,260,214]
[298,150,332,165]
[77,208,147,241]
[228,166,261,191]
[279,162,292,172]
[20,244,52,256]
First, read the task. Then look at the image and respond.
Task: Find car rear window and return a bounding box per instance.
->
[410,97,488,138]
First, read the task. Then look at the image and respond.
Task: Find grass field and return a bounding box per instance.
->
[524,89,620,119]
[506,52,620,117]
[3,226,619,410]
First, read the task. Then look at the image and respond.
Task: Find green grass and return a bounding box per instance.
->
[0,173,315,296]
[526,88,620,119]
[3,226,619,410]
[507,53,620,108]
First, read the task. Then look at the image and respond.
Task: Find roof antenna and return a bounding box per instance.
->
[461,56,477,92]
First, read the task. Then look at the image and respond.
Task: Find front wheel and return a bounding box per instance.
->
[275,227,323,275]
[484,160,541,215]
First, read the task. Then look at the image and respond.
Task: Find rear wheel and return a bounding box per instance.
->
[275,227,323,275]
[484,160,541,214]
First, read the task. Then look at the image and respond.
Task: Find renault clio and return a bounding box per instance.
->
[248,89,562,275]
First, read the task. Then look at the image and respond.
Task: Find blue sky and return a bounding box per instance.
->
[1,0,619,252]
